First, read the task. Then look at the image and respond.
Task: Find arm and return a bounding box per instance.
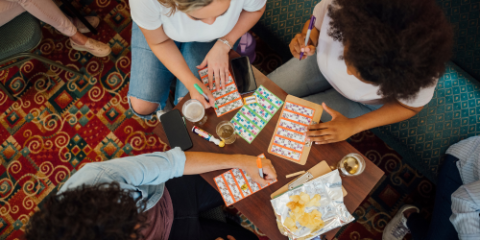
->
[289,19,320,60]
[450,181,480,240]
[139,26,215,108]
[307,101,422,144]
[198,5,266,91]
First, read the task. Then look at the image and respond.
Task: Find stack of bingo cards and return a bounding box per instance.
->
[214,154,277,206]
[230,85,284,143]
[268,95,322,164]
[198,68,243,116]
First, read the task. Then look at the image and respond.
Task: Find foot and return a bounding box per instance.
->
[382,205,419,240]
[68,16,100,34]
[70,38,111,57]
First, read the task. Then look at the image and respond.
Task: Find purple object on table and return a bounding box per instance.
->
[235,32,256,63]
[299,15,317,60]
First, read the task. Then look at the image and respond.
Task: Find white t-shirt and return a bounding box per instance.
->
[313,0,436,107]
[129,0,266,42]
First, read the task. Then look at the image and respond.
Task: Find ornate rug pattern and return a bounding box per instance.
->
[0,1,435,239]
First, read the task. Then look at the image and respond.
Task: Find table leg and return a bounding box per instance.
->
[61,0,98,35]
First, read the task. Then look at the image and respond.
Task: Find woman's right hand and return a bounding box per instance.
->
[290,33,316,60]
[189,82,215,109]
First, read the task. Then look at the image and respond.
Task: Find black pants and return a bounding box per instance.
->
[166,175,259,240]
[406,154,461,240]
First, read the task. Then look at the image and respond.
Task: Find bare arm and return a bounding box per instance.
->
[290,19,320,59]
[184,152,277,185]
[222,5,266,47]
[307,101,423,144]
[139,26,215,108]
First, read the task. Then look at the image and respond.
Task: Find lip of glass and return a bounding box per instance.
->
[182,99,205,122]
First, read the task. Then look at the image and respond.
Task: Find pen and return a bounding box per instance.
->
[257,157,264,178]
[299,15,316,61]
[194,83,218,109]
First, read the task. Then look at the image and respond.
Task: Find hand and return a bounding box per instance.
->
[306,103,358,144]
[241,155,277,186]
[189,82,215,109]
[216,236,236,240]
[197,40,231,91]
[289,33,316,60]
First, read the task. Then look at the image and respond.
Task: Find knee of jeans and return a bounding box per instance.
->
[128,96,158,117]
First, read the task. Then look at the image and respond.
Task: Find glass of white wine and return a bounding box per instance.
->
[337,153,366,177]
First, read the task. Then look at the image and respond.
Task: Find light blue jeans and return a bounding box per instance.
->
[267,53,383,122]
[128,22,217,120]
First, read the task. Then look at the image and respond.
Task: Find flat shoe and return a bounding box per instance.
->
[69,16,100,34]
[70,38,111,57]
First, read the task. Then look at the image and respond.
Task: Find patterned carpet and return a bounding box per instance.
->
[0,1,436,240]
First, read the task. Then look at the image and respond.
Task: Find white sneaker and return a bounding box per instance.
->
[382,205,419,240]
[156,110,166,121]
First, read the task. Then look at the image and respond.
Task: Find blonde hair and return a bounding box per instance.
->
[158,0,215,15]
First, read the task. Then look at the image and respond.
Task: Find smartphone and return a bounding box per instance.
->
[231,56,257,94]
[160,109,193,151]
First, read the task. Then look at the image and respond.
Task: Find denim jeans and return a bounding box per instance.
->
[267,53,382,122]
[406,154,462,240]
[128,22,217,120]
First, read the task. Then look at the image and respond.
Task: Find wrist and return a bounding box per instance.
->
[349,117,366,135]
[217,38,232,51]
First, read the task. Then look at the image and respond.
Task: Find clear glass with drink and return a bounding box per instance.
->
[337,153,366,177]
[182,99,207,125]
[216,121,236,144]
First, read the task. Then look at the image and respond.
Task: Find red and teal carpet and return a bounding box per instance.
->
[0,1,435,239]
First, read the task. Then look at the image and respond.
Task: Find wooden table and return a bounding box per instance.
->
[153,51,384,239]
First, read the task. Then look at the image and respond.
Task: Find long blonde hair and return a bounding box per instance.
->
[158,0,215,15]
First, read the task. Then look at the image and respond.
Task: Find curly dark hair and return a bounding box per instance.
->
[328,0,453,102]
[25,182,149,240]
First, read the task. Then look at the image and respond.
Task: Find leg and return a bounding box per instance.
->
[128,22,177,119]
[302,89,381,122]
[406,154,461,240]
[0,0,26,26]
[267,53,332,98]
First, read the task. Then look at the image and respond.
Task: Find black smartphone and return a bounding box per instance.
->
[231,56,257,94]
[160,109,193,151]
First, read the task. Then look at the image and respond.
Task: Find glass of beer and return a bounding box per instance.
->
[337,153,366,177]
[216,121,236,144]
[182,99,207,125]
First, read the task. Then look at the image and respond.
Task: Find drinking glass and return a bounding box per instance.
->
[336,153,366,177]
[216,121,236,144]
[182,99,207,125]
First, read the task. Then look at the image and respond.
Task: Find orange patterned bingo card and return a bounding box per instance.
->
[213,154,277,206]
[269,101,316,162]
[198,68,243,117]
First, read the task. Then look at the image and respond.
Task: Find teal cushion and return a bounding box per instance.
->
[0,12,42,60]
[372,62,480,183]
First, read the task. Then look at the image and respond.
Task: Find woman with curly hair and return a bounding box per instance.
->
[128,0,265,120]
[268,0,453,144]
[24,148,276,240]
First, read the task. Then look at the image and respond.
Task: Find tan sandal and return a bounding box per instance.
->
[70,38,111,57]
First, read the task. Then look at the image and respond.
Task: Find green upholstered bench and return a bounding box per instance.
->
[254,0,480,183]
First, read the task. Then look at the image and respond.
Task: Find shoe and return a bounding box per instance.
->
[69,16,100,34]
[382,205,419,240]
[70,38,111,57]
[156,110,166,121]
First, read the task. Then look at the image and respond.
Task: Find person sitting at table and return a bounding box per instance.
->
[382,136,480,240]
[268,0,453,144]
[0,0,111,57]
[23,148,276,240]
[127,0,266,120]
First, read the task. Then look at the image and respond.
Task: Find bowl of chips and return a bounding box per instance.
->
[270,170,354,240]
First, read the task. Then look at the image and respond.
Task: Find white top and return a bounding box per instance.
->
[312,0,437,107]
[446,136,480,240]
[129,0,266,42]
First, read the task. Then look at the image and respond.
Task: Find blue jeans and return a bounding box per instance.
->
[406,154,461,240]
[128,22,216,120]
[266,53,382,122]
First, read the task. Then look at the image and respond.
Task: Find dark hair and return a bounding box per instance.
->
[25,182,149,240]
[328,0,453,102]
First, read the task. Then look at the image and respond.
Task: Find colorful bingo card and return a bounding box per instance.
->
[214,154,277,206]
[268,101,315,162]
[198,68,243,117]
[230,85,284,143]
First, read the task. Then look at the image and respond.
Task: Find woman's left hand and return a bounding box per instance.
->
[197,40,231,91]
[306,103,359,144]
